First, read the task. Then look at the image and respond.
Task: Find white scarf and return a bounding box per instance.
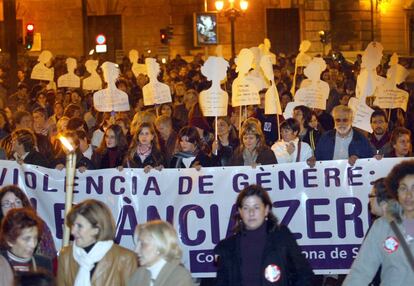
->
[72,240,114,286]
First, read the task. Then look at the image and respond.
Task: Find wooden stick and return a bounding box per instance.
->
[62,152,77,248]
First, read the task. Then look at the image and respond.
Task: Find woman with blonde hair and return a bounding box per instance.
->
[127,220,193,286]
[229,118,277,166]
[57,199,137,286]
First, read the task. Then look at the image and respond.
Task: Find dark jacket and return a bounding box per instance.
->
[229,146,277,166]
[169,150,214,168]
[92,147,126,169]
[315,128,375,161]
[212,139,240,167]
[124,149,166,169]
[52,150,95,170]
[214,222,314,286]
[23,150,50,168]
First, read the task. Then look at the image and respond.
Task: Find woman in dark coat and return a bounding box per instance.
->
[229,118,277,166]
[169,126,214,168]
[123,122,165,172]
[214,185,314,286]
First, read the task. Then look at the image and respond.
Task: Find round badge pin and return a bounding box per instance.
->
[264,264,281,283]
[383,236,399,254]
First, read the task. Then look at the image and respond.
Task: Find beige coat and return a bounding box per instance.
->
[0,255,13,286]
[127,260,194,286]
[57,244,137,286]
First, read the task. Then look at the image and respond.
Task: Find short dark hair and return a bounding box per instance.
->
[177,126,201,149]
[0,208,43,248]
[293,105,312,128]
[67,117,88,133]
[280,118,300,134]
[234,185,278,233]
[385,160,414,200]
[13,111,31,125]
[370,108,388,123]
[32,107,48,119]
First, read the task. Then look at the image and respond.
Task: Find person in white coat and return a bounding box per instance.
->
[271,118,313,164]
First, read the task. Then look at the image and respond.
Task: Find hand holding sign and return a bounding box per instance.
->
[199,56,229,117]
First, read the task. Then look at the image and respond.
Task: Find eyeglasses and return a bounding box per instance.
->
[1,199,23,208]
[334,118,350,123]
[397,186,414,195]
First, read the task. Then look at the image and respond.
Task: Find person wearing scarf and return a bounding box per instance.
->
[123,122,165,172]
[57,200,137,286]
[229,119,277,166]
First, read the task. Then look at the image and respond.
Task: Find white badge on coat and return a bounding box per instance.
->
[264,264,281,283]
[383,236,399,254]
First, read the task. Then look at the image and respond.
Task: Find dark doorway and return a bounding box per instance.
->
[266,8,300,54]
[87,15,122,62]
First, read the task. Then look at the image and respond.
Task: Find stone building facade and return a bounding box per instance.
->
[0,0,413,60]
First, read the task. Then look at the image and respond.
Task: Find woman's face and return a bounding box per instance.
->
[216,119,230,137]
[161,105,172,117]
[70,214,99,248]
[293,110,304,125]
[135,231,160,267]
[105,129,117,148]
[1,192,24,216]
[397,174,414,218]
[180,136,196,153]
[239,195,269,230]
[138,127,154,146]
[393,134,411,157]
[8,226,38,259]
[309,115,318,130]
[281,128,298,142]
[71,92,81,104]
[242,133,258,152]
[37,94,47,105]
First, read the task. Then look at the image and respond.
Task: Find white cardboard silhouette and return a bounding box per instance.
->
[294,57,329,110]
[93,62,130,112]
[374,53,409,111]
[283,102,301,120]
[142,58,172,106]
[57,57,81,88]
[350,42,384,132]
[215,45,223,57]
[83,60,102,91]
[248,47,268,91]
[262,38,276,65]
[31,50,54,81]
[199,56,229,117]
[291,40,312,95]
[129,49,147,77]
[260,55,282,115]
[232,49,260,107]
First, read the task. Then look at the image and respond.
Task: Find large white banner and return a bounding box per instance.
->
[0,158,407,276]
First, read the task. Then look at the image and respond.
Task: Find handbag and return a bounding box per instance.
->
[389,220,414,272]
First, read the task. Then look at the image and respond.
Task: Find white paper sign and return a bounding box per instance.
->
[374,87,409,111]
[348,97,374,133]
[129,49,147,77]
[283,102,301,119]
[93,61,130,112]
[199,56,229,117]
[232,49,260,107]
[31,50,54,81]
[57,58,81,88]
[142,58,172,106]
[83,60,103,91]
[260,55,281,115]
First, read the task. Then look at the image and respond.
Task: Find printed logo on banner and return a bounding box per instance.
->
[383,236,399,254]
[264,264,281,282]
[263,122,272,132]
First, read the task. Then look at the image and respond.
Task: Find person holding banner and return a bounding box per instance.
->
[169,126,214,169]
[0,208,53,277]
[214,184,313,286]
[127,220,193,286]
[229,119,277,166]
[123,122,165,172]
[211,116,239,167]
[343,160,414,285]
[57,199,137,286]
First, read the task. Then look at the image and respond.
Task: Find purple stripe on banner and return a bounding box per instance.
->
[189,249,217,272]
[300,244,361,269]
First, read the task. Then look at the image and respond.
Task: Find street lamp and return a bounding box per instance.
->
[215,0,249,58]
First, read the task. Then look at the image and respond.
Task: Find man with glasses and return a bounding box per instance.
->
[315,105,374,165]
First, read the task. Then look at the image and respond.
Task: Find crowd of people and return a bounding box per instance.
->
[0,49,413,285]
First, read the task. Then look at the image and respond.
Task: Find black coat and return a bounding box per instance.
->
[214,223,314,286]
[229,146,277,166]
[169,150,214,168]
[23,150,49,168]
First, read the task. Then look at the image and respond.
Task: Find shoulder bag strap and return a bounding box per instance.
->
[296,141,302,162]
[390,221,414,272]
